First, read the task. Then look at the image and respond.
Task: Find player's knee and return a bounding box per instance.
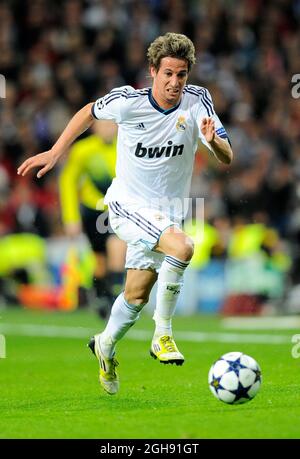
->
[124,288,149,307]
[174,237,194,262]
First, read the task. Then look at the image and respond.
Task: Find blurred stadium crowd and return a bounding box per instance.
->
[0,0,300,312]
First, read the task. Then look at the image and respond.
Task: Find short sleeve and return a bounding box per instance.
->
[92,86,135,123]
[195,87,231,150]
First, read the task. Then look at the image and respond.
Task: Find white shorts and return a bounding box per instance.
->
[108,201,181,272]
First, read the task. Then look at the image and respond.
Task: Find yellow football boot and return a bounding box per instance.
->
[150,335,184,365]
[88,334,119,395]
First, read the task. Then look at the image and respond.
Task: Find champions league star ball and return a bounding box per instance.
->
[208,352,262,404]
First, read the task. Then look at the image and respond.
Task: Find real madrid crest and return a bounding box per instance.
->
[176,116,187,132]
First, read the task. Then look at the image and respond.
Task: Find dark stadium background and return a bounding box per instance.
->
[0,0,300,315]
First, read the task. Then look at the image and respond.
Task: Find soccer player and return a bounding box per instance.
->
[18,32,233,395]
[59,120,125,319]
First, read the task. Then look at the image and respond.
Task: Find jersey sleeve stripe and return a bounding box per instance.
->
[197,89,214,116]
[185,86,215,111]
[105,88,148,101]
[104,95,123,106]
[104,92,130,103]
[108,87,130,95]
[105,94,139,106]
[184,87,214,116]
[104,88,131,103]
[202,88,215,115]
[104,92,139,105]
[97,88,149,108]
[134,89,150,95]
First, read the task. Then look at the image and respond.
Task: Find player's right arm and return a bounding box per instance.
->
[17,85,131,178]
[17,103,94,178]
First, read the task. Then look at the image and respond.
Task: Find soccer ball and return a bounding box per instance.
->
[208,351,262,404]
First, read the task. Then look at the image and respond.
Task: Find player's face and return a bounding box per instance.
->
[150,57,188,109]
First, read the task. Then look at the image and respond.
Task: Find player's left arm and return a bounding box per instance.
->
[200,117,233,165]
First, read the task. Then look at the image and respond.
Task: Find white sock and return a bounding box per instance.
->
[153,255,189,338]
[100,292,146,358]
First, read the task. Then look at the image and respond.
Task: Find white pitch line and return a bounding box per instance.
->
[0,323,95,338]
[0,323,292,344]
[128,329,291,344]
[222,316,300,330]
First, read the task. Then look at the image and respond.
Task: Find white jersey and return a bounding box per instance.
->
[92,85,229,219]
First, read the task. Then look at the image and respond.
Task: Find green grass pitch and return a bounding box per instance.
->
[0,307,299,439]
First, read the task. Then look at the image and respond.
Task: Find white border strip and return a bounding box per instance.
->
[0,323,292,344]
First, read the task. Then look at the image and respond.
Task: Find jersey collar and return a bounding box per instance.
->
[148,89,181,115]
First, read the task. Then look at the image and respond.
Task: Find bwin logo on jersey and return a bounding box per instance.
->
[135,141,184,158]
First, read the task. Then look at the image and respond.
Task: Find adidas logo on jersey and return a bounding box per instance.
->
[134,122,146,130]
[134,141,184,158]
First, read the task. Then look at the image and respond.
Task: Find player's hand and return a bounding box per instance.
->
[17,150,58,178]
[200,117,215,143]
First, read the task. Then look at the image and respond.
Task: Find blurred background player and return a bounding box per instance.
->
[59,119,126,319]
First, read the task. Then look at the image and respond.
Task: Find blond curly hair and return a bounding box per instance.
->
[147,32,196,72]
